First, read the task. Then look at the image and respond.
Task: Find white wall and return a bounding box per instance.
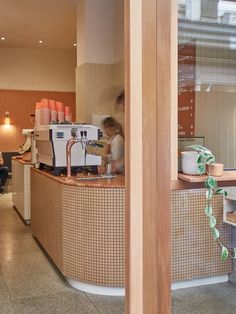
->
[195,91,236,168]
[0,47,76,91]
[86,0,114,65]
[76,0,124,66]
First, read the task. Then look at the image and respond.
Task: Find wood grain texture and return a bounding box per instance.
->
[171,179,236,190]
[126,0,144,312]
[178,171,236,183]
[142,0,171,312]
[126,0,172,313]
[124,0,131,311]
[0,89,76,152]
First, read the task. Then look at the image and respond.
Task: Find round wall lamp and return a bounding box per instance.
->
[4,111,10,125]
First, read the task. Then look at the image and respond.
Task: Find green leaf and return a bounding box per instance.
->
[206,189,213,200]
[206,176,217,189]
[215,189,227,197]
[199,151,212,159]
[205,204,213,217]
[221,246,229,261]
[215,188,224,195]
[206,156,215,165]
[234,248,236,258]
[197,163,206,175]
[212,227,220,240]
[209,215,217,228]
[197,155,204,164]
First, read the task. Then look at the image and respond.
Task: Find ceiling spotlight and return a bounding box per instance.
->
[38,40,43,44]
[1,37,5,41]
[73,43,77,46]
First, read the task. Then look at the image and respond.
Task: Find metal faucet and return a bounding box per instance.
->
[66,128,78,180]
[66,128,89,180]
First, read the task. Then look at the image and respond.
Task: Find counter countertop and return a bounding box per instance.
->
[31,167,125,188]
[12,156,31,165]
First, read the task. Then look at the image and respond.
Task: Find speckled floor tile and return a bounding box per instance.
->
[0,302,14,314]
[86,293,125,314]
[0,275,11,305]
[0,238,39,261]
[2,252,67,300]
[12,290,99,314]
[172,283,236,313]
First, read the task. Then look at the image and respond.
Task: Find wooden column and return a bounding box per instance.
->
[125,0,175,313]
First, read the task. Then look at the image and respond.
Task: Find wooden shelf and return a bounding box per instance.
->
[178,171,236,183]
[226,212,236,224]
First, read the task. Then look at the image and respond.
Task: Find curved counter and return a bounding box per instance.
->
[31,168,125,295]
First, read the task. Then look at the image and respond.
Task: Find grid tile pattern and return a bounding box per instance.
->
[31,169,125,287]
[31,171,63,269]
[171,189,232,282]
[31,169,232,288]
[62,186,125,286]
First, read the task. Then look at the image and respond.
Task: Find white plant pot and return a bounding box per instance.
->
[181,151,200,175]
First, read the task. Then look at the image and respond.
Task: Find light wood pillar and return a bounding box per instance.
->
[125,0,175,313]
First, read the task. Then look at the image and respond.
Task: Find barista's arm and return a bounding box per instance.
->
[0,157,3,166]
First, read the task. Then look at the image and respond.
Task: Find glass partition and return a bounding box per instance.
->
[178,0,236,169]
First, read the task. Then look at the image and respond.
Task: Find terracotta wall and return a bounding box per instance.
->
[0,89,76,152]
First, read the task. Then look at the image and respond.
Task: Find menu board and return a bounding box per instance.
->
[178,41,196,136]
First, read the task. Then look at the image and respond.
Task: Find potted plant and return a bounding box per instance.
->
[191,144,236,261]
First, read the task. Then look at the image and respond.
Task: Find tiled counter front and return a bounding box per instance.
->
[31,168,232,287]
[31,169,125,287]
[171,189,232,282]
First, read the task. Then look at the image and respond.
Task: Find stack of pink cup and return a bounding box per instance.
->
[56,101,65,123]
[65,106,72,123]
[35,99,72,125]
[49,100,57,122]
[40,99,50,125]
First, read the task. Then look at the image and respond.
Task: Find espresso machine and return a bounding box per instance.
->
[34,124,102,175]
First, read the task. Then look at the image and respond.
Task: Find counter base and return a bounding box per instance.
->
[171,275,229,290]
[66,278,125,296]
[13,206,31,225]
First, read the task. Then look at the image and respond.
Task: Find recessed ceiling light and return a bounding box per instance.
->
[1,37,5,41]
[73,43,77,46]
[38,40,43,44]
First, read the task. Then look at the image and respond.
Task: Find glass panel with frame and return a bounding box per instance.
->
[178,0,236,169]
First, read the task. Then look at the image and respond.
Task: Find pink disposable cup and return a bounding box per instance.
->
[65,106,71,115]
[58,111,65,123]
[49,100,56,110]
[51,109,58,122]
[41,98,49,108]
[35,102,41,109]
[56,101,64,112]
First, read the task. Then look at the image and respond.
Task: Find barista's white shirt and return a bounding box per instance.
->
[108,134,124,171]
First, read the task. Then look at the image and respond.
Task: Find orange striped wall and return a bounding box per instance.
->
[0,90,76,152]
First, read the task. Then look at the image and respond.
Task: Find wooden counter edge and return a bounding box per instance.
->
[171,179,236,190]
[12,156,31,165]
[30,167,125,188]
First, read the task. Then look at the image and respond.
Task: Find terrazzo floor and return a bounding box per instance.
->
[1,192,236,313]
[0,193,124,314]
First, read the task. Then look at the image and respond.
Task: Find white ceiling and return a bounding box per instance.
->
[0,0,77,51]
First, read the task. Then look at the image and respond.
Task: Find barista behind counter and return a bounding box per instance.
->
[101,117,125,174]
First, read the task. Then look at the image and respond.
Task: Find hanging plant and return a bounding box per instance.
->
[190,144,236,261]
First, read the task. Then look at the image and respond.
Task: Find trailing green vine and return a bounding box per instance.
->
[190,144,236,261]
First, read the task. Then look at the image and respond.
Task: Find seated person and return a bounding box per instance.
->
[0,153,9,194]
[102,117,124,174]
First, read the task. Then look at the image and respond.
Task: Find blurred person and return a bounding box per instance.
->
[0,152,9,195]
[102,117,124,174]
